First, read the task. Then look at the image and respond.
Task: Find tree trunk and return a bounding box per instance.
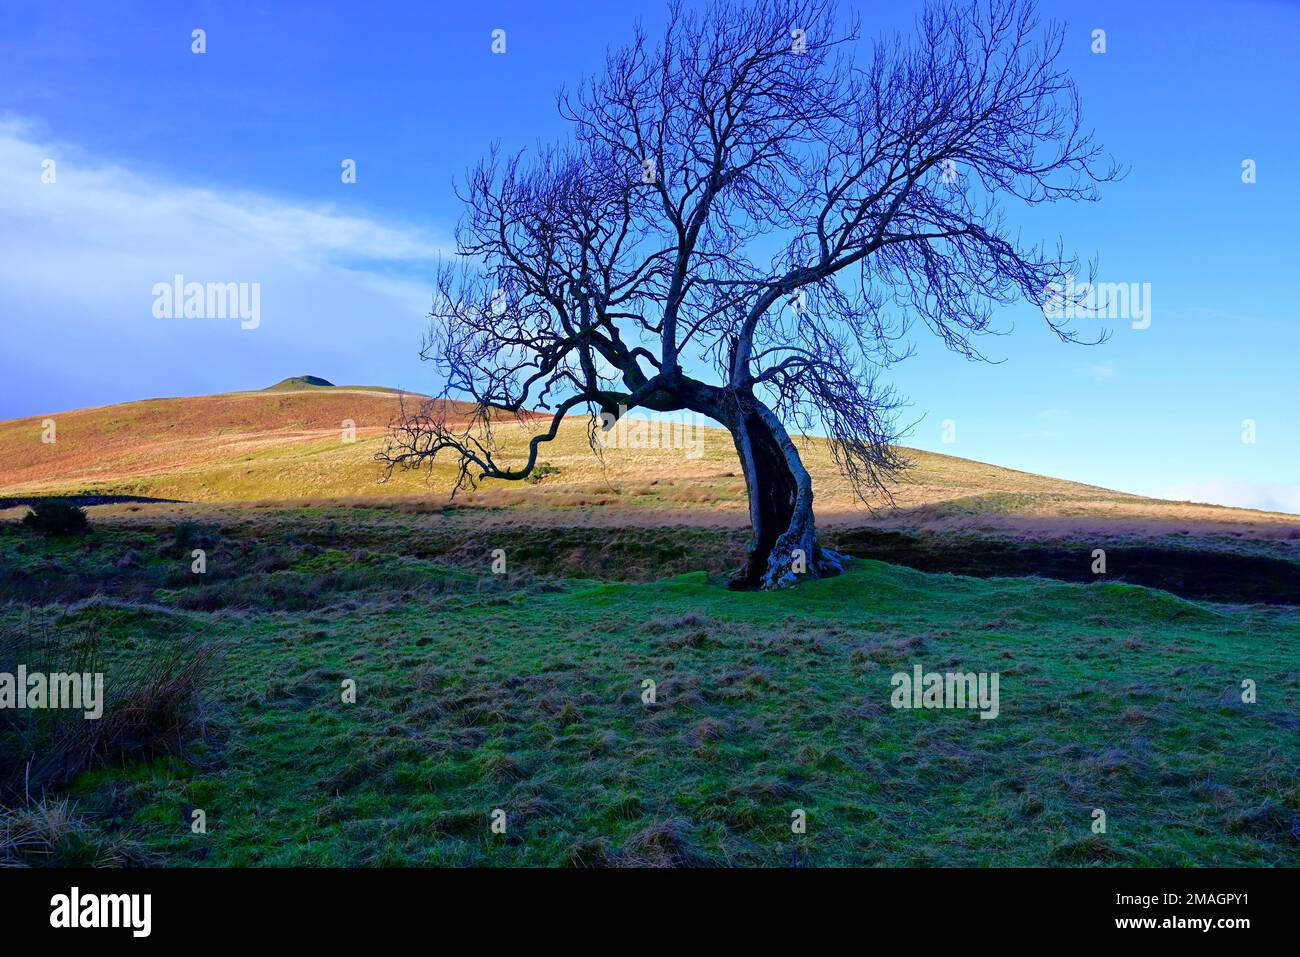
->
[727,397,848,590]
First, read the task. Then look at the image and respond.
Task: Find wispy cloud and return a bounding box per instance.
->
[1159,479,1300,516]
[1084,363,1116,385]
[0,114,452,417]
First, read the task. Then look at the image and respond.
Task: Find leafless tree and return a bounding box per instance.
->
[379,0,1117,589]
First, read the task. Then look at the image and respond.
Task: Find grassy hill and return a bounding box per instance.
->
[3,384,1297,543]
[0,387,451,503]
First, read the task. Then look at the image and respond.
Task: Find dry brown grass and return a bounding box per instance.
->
[3,387,1299,544]
[0,797,151,867]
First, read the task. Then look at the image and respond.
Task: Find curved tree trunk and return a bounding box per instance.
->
[727,395,848,590]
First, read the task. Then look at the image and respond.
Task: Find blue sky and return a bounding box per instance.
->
[1,0,1296,510]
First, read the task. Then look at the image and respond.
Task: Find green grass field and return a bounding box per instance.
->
[3,510,1296,866]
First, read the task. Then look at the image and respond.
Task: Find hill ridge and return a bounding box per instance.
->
[1,385,1298,533]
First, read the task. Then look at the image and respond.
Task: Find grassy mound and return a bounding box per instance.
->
[263,376,336,391]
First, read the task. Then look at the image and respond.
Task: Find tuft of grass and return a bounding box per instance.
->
[613,819,706,868]
[0,614,218,797]
[0,797,151,867]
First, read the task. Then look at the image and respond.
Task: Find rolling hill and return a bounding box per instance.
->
[1,379,1298,544]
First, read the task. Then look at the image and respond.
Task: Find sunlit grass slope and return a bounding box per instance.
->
[4,386,1296,535]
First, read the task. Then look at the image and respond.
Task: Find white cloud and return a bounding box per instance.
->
[1159,479,1300,516]
[1084,363,1116,384]
[0,114,452,416]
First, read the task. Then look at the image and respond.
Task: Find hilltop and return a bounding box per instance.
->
[261,375,407,395]
[264,375,337,390]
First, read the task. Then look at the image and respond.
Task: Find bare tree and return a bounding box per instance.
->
[379,0,1117,589]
